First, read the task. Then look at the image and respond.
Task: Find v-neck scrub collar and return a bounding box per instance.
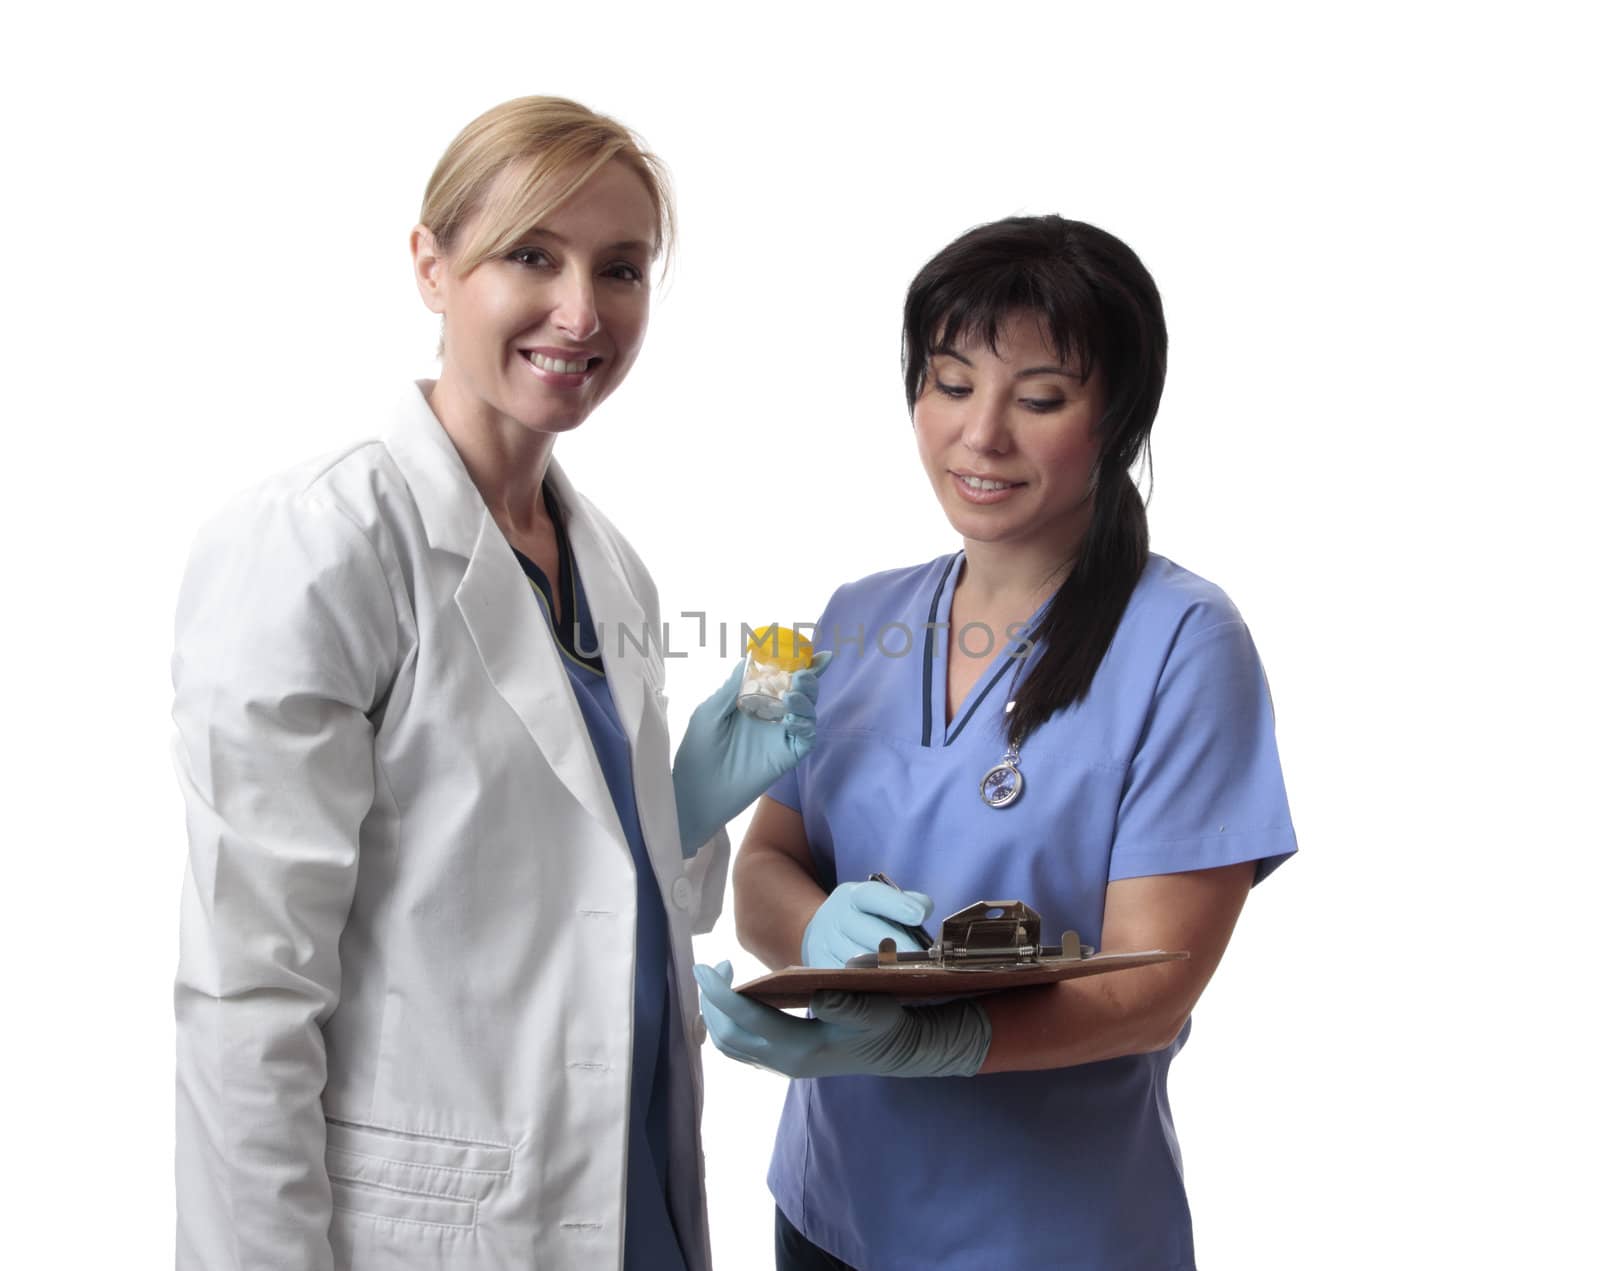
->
[511,482,605,675]
[921,552,1053,749]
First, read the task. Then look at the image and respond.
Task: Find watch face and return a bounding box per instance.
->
[980,762,1023,809]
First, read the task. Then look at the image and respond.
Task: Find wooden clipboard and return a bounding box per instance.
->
[736,949,1187,1009]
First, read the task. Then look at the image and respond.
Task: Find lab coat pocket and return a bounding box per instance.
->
[328,1177,477,1230]
[325,1117,513,1231]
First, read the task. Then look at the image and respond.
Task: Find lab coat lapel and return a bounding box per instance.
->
[454,518,629,847]
[384,383,627,849]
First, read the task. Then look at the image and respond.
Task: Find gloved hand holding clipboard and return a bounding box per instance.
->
[735,894,1186,1010]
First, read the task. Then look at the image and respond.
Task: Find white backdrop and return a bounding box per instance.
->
[4,2,1595,1267]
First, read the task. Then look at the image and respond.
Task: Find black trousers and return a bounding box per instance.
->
[775,1207,860,1271]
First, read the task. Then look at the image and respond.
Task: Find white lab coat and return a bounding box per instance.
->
[172,381,728,1271]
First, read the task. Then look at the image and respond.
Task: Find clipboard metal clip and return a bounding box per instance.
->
[861,900,1095,971]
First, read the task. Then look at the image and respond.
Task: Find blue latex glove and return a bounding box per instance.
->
[672,652,831,857]
[693,960,992,1079]
[802,880,935,968]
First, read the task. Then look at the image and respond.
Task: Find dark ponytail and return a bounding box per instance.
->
[900,216,1167,749]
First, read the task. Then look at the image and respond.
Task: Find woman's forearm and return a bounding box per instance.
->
[732,838,828,971]
[978,862,1255,1074]
[976,962,1194,1073]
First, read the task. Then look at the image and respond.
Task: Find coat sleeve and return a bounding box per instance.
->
[682,825,731,934]
[172,485,401,1271]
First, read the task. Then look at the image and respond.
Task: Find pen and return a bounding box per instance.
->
[867,871,935,950]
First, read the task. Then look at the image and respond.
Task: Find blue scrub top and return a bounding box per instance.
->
[766,552,1297,1271]
[513,490,686,1271]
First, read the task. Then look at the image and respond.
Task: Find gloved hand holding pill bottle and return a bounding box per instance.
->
[738,625,814,721]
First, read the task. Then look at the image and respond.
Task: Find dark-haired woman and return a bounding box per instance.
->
[693,216,1297,1271]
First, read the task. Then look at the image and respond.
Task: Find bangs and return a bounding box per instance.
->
[906,253,1110,407]
[900,216,1169,421]
[929,267,1100,380]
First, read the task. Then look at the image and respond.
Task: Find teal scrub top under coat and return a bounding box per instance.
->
[765,552,1297,1271]
[512,494,686,1271]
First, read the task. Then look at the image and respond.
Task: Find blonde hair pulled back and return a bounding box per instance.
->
[420,96,675,276]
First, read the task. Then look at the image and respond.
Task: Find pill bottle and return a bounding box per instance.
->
[738,625,812,721]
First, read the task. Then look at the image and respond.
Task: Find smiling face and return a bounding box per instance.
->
[914,310,1106,564]
[413,159,657,441]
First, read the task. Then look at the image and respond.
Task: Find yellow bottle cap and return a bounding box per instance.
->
[744,624,813,672]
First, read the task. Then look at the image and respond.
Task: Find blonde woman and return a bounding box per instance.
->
[172,97,820,1271]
